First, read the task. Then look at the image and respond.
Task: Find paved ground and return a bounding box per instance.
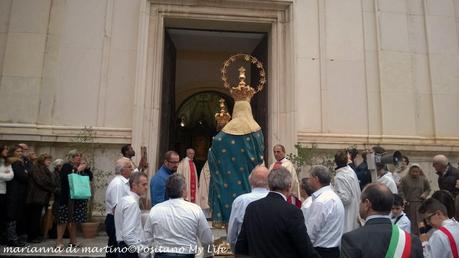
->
[0,223,230,257]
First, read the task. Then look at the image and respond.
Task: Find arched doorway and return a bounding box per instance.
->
[175,91,234,173]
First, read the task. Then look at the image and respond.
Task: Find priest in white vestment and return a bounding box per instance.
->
[268,144,301,207]
[197,161,211,217]
[333,151,361,233]
[177,148,198,203]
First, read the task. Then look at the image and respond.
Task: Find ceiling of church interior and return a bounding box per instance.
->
[168,28,265,53]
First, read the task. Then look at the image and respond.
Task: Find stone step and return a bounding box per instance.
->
[0,222,232,257]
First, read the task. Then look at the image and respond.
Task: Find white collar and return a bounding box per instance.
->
[128,191,140,202]
[270,191,287,201]
[117,175,129,184]
[365,214,391,223]
[312,185,332,199]
[252,187,269,193]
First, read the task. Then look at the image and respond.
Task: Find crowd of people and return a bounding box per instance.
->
[0,143,93,248]
[106,143,459,258]
[1,141,459,258]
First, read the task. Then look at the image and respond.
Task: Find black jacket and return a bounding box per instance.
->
[26,164,57,205]
[235,192,320,258]
[437,164,459,197]
[59,163,93,205]
[341,217,423,258]
[6,160,28,219]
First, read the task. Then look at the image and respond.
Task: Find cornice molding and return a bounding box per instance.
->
[0,123,131,144]
[297,132,459,152]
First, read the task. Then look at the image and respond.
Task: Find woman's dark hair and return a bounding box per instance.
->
[36,153,52,166]
[0,145,9,165]
[7,144,23,163]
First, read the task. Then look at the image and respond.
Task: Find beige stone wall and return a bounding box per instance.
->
[0,0,141,143]
[294,0,459,152]
[0,0,458,170]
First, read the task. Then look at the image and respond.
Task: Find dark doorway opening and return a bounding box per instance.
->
[159,28,269,173]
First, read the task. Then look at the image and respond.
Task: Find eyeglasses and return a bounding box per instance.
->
[423,212,436,224]
[167,160,179,164]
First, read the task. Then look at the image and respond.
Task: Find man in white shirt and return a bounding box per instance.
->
[227,165,269,249]
[300,177,315,219]
[419,198,459,258]
[268,144,301,207]
[177,148,198,203]
[305,165,345,258]
[114,172,149,258]
[104,158,133,258]
[144,173,213,258]
[333,151,361,233]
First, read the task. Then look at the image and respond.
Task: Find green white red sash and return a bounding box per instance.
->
[385,225,411,258]
[438,226,459,258]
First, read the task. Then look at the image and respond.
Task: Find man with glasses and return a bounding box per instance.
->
[419,198,459,258]
[150,151,179,206]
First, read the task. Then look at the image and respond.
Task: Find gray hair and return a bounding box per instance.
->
[115,158,129,175]
[310,165,331,186]
[50,159,64,173]
[66,149,81,163]
[268,167,292,191]
[129,172,147,189]
[433,154,448,166]
[166,173,186,199]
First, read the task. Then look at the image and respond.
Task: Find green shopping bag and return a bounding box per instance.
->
[68,173,92,199]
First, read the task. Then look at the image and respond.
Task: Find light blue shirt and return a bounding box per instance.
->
[150,165,174,206]
[227,187,269,246]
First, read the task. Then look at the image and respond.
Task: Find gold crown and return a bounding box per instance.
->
[221,54,266,102]
[215,98,231,126]
[230,67,255,101]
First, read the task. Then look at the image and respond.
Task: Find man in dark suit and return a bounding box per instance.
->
[340,183,423,258]
[235,167,320,258]
[432,154,459,197]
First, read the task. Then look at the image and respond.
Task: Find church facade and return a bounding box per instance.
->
[0,0,458,212]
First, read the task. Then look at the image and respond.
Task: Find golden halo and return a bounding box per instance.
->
[221,54,266,93]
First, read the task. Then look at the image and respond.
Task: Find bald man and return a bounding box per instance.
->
[227,165,269,249]
[433,155,459,197]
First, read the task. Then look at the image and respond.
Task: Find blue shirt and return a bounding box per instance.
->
[227,187,269,246]
[150,165,174,206]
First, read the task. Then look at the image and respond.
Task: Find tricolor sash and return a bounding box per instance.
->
[385,225,411,258]
[438,226,459,258]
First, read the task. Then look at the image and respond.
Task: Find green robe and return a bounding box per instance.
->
[208,130,264,223]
